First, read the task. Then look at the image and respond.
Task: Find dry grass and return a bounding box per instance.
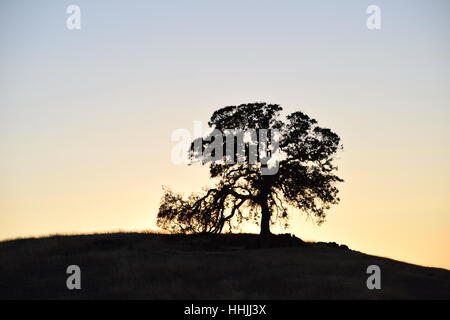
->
[0,232,448,299]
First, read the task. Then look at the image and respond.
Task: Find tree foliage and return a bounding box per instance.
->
[157,102,343,235]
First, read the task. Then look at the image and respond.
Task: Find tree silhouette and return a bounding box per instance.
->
[157,102,343,235]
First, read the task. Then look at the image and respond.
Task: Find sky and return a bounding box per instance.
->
[0,0,449,269]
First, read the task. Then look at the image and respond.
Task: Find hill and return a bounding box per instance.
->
[0,232,448,299]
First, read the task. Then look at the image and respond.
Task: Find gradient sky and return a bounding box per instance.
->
[1,0,449,269]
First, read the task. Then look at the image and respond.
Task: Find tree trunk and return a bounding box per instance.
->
[260,199,271,236]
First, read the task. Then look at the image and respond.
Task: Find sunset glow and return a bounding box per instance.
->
[1,0,449,270]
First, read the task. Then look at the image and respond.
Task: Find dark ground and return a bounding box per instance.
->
[0,232,449,299]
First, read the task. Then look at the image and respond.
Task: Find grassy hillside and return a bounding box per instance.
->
[0,232,448,299]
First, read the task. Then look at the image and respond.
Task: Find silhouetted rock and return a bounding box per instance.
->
[327,242,340,249]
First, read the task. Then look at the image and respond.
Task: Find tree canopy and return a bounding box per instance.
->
[157,102,343,235]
